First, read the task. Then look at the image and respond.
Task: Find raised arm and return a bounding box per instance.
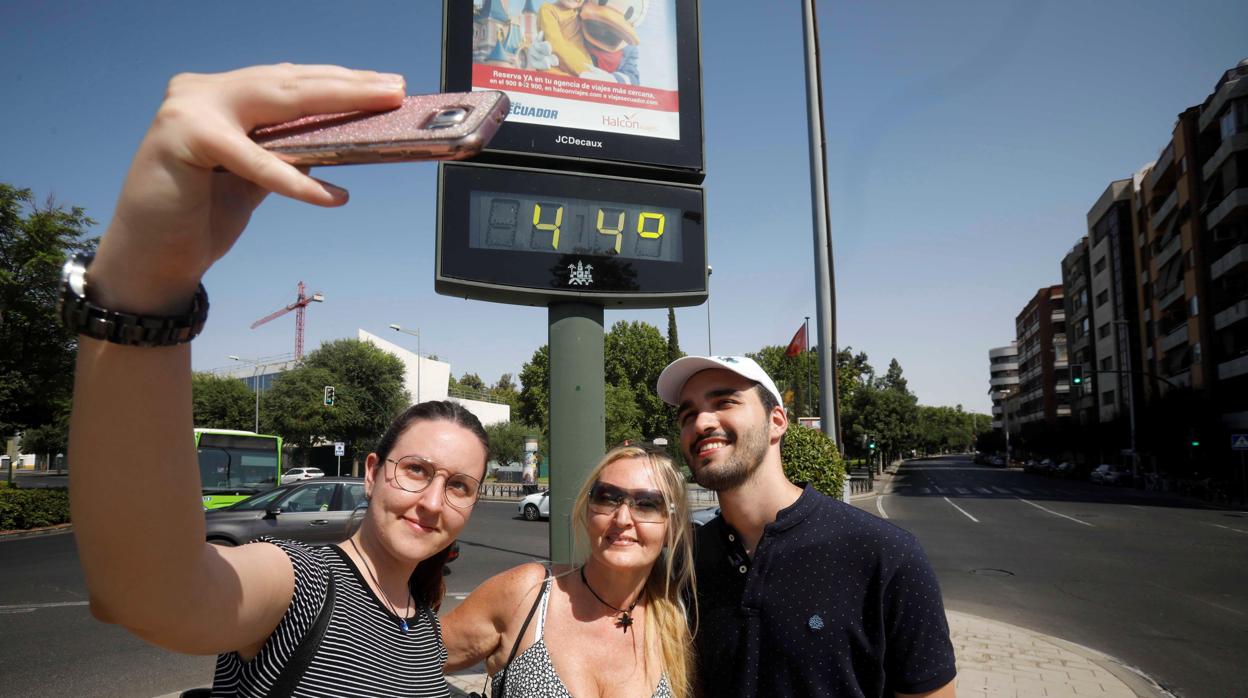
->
[69,64,405,655]
[442,562,548,673]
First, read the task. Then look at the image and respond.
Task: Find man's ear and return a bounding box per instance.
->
[363,452,380,498]
[769,404,789,444]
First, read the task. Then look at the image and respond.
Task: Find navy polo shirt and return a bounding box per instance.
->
[692,485,956,697]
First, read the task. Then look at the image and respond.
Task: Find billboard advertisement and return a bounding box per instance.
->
[444,0,703,178]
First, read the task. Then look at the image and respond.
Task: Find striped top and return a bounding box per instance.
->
[211,539,449,697]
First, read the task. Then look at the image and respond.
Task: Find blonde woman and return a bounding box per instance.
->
[443,445,696,698]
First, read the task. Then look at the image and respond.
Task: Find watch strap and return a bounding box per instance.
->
[60,254,209,347]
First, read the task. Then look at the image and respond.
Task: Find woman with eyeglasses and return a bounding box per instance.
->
[442,445,697,698]
[67,64,490,696]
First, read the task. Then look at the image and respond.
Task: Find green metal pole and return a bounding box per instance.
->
[547,302,605,565]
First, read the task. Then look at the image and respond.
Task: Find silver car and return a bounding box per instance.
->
[205,477,367,546]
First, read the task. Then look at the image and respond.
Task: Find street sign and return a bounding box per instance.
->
[1232,434,1248,451]
[333,442,345,457]
[437,163,706,308]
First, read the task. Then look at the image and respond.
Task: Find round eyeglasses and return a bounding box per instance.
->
[385,456,481,509]
[587,481,671,523]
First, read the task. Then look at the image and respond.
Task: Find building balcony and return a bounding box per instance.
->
[1154,233,1182,268]
[1218,353,1248,381]
[991,419,1004,429]
[1206,189,1248,231]
[1211,242,1248,281]
[1147,144,1175,190]
[990,376,1020,387]
[1203,132,1248,182]
[1215,299,1248,331]
[1160,324,1188,353]
[1157,282,1186,311]
[1168,369,1193,389]
[1198,64,1248,133]
[1152,188,1179,228]
[1056,406,1072,417]
[1056,382,1070,393]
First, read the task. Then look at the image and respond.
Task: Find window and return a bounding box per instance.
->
[1100,356,1113,371]
[281,482,339,513]
[1102,389,1116,406]
[1082,317,1091,334]
[1096,290,1110,307]
[1193,342,1201,364]
[1190,295,1199,316]
[1093,257,1107,274]
[1098,323,1112,339]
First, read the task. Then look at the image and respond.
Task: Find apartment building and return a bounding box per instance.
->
[988,342,1020,430]
[1061,238,1097,425]
[1014,286,1071,426]
[1087,179,1144,424]
[1196,60,1248,429]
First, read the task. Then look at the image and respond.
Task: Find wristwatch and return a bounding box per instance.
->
[59,253,209,346]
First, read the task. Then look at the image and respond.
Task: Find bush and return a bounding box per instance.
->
[781,424,846,499]
[0,486,71,530]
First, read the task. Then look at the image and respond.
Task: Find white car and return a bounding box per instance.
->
[280,467,325,485]
[518,489,550,521]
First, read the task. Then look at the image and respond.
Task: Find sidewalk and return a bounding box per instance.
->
[445,609,1172,697]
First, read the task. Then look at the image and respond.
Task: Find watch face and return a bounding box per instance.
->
[64,254,90,298]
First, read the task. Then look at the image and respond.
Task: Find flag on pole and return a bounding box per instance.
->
[785,323,806,357]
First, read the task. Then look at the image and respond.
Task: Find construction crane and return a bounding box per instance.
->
[250,281,324,360]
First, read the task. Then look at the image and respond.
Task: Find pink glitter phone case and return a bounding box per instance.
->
[251,91,509,166]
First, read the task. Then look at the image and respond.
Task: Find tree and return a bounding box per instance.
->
[666,307,682,364]
[191,373,255,431]
[517,345,550,434]
[262,340,408,464]
[19,418,69,461]
[748,345,818,418]
[781,424,845,498]
[489,373,521,412]
[0,184,96,436]
[605,320,672,440]
[605,383,644,448]
[458,372,486,393]
[484,420,535,468]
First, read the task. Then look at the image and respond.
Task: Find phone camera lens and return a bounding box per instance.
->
[428,107,470,130]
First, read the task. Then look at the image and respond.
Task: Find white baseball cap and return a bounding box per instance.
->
[656,355,783,408]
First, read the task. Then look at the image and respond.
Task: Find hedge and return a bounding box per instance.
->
[0,486,71,530]
[780,424,846,499]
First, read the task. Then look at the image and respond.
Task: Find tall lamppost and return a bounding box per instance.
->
[389,324,422,403]
[1112,319,1138,480]
[228,355,262,433]
[705,265,713,355]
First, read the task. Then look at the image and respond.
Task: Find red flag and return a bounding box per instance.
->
[785,323,806,357]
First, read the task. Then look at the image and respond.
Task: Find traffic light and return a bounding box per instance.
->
[868,441,877,451]
[324,385,335,406]
[1071,365,1083,385]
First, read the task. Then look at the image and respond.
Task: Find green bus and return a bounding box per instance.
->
[195,428,284,509]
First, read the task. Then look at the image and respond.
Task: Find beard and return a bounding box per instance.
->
[690,419,770,491]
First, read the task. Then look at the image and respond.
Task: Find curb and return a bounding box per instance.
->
[0,523,72,541]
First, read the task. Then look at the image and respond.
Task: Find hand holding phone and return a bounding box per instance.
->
[251,90,509,166]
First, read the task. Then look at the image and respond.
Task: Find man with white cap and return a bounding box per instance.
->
[656,355,956,697]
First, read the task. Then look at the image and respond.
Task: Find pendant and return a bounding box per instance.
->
[617,612,633,632]
[399,618,409,633]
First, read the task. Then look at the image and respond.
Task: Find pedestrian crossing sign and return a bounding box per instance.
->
[1232,434,1248,451]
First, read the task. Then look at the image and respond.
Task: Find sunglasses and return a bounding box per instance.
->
[588,481,671,523]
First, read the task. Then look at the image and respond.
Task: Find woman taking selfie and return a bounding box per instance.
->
[67,64,486,696]
[443,445,697,698]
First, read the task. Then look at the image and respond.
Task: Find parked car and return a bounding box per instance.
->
[691,506,721,527]
[989,455,1006,467]
[518,488,550,521]
[1090,463,1131,486]
[205,477,365,546]
[1053,461,1076,478]
[279,467,325,485]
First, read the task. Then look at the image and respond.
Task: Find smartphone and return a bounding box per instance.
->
[251,90,509,166]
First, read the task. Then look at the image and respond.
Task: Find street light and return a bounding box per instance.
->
[389,324,421,403]
[1112,319,1138,481]
[228,355,262,433]
[706,265,713,355]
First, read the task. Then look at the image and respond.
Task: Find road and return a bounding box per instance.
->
[4,468,1242,696]
[0,501,547,697]
[858,455,1247,698]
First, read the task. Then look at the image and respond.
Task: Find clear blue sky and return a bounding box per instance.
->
[3,1,1245,412]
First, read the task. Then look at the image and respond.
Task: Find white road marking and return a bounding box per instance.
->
[876,495,889,519]
[446,593,470,600]
[1146,581,1246,617]
[1016,497,1094,527]
[917,487,930,495]
[955,487,970,495]
[1014,488,1032,495]
[943,497,980,523]
[0,600,89,614]
[992,487,1012,494]
[976,487,992,495]
[931,485,944,494]
[1208,523,1248,534]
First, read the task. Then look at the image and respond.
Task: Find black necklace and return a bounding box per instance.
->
[580,566,643,633]
[348,537,412,634]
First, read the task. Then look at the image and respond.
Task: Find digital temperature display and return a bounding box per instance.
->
[468,192,682,263]
[437,163,706,308]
